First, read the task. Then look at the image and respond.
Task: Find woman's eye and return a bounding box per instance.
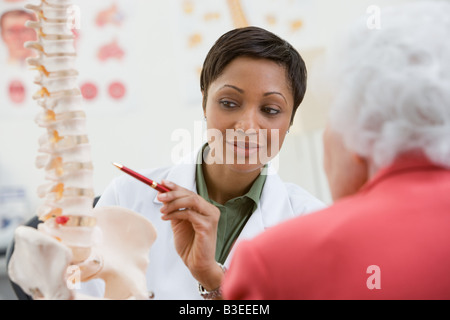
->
[262,106,280,115]
[220,100,238,108]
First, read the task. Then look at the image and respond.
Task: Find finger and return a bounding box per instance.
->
[160,194,207,215]
[160,179,179,191]
[161,208,190,221]
[161,209,213,231]
[157,189,191,204]
[157,180,193,203]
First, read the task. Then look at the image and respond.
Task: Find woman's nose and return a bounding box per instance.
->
[234,107,260,133]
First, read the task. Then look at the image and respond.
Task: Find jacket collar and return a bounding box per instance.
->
[152,149,295,265]
[360,151,446,194]
[224,172,296,266]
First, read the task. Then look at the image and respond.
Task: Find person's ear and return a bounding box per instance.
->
[350,152,370,182]
[351,153,366,165]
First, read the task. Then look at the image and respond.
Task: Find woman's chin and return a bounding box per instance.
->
[226,162,266,174]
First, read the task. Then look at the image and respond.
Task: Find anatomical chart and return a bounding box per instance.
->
[7,0,156,300]
[0,0,136,118]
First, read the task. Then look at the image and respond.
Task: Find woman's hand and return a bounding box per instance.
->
[157,180,223,291]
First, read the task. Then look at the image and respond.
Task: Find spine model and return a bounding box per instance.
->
[24,0,99,266]
[7,0,157,300]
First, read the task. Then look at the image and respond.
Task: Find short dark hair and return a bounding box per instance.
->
[200,26,307,125]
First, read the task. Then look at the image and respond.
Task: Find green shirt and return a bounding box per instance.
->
[195,145,267,264]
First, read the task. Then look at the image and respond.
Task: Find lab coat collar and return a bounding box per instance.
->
[153,150,293,223]
[223,171,295,266]
[151,149,295,266]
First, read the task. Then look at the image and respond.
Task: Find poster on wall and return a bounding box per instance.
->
[174,0,320,106]
[75,0,137,116]
[0,0,37,118]
[0,0,137,119]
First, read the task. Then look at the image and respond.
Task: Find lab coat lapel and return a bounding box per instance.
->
[150,152,296,266]
[258,173,297,227]
[224,172,295,266]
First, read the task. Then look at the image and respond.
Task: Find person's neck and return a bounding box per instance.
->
[201,161,261,205]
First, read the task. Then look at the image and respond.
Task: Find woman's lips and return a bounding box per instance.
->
[226,140,263,157]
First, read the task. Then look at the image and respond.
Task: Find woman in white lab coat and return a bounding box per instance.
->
[94,26,325,300]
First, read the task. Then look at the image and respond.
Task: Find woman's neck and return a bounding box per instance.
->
[201,161,261,205]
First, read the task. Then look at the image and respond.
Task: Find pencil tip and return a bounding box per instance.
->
[112,162,123,169]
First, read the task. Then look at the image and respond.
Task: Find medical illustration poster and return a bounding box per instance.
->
[75,0,137,116]
[0,0,37,118]
[175,0,319,106]
[0,0,136,119]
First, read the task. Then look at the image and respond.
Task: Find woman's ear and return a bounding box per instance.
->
[351,153,366,165]
[201,90,208,111]
[351,152,370,183]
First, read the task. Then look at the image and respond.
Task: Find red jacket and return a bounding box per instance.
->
[222,155,450,299]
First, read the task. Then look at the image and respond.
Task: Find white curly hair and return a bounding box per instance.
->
[328,1,450,170]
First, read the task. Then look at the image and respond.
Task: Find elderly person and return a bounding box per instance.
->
[222,1,450,299]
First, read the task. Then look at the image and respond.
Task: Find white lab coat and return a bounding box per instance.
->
[90,153,325,299]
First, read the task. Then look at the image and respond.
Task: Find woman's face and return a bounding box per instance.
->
[203,56,293,174]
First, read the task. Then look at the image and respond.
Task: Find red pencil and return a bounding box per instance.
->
[112,162,171,193]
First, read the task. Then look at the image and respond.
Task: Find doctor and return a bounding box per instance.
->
[94,26,325,299]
